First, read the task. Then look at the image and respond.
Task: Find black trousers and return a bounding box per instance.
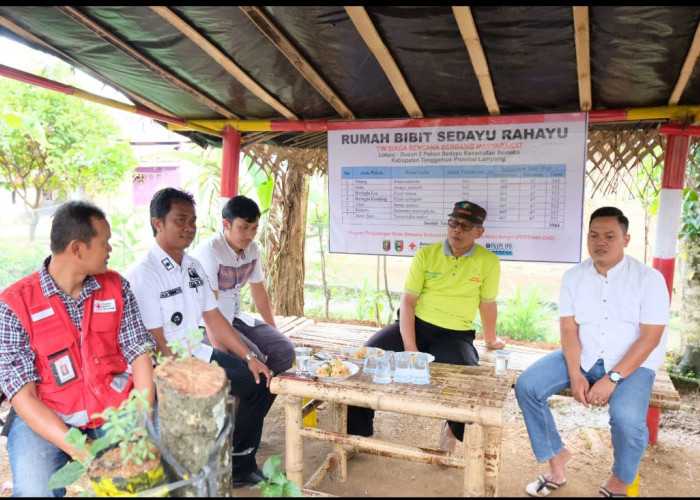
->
[210,348,270,476]
[346,316,479,441]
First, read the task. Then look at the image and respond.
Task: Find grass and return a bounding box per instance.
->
[495,282,558,343]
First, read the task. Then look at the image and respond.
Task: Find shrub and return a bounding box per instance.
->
[0,240,46,290]
[496,282,558,342]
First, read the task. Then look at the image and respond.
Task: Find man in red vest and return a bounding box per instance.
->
[0,201,156,497]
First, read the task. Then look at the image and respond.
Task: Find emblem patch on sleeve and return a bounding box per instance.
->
[171,311,183,326]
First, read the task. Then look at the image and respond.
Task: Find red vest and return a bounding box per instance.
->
[0,270,133,428]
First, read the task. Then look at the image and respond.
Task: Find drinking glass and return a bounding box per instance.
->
[410,353,431,385]
[373,353,392,384]
[393,352,412,383]
[494,349,510,376]
[294,346,312,375]
[363,347,380,374]
[385,350,396,376]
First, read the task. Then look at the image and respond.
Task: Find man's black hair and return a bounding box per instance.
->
[50,200,106,253]
[222,195,260,223]
[149,187,196,236]
[589,206,629,234]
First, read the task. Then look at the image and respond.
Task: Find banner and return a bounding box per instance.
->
[328,112,587,263]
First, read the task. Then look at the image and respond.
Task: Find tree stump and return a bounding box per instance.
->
[154,357,231,497]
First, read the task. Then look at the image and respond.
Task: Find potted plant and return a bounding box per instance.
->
[47,388,166,496]
[251,454,303,497]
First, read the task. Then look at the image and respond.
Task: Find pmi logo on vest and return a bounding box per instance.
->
[484,242,514,256]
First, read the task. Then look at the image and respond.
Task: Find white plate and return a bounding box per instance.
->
[404,351,436,363]
[309,360,359,383]
[341,346,384,364]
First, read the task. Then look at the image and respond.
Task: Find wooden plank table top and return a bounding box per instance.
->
[270,362,517,496]
[272,363,515,426]
[271,316,680,410]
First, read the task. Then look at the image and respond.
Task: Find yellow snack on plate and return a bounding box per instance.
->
[316,359,351,378]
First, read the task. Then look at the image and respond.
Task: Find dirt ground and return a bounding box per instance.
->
[2,378,699,498]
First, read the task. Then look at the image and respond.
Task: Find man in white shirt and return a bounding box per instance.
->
[126,187,272,487]
[192,195,295,381]
[515,206,670,497]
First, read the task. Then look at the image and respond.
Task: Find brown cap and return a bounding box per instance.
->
[448,201,487,225]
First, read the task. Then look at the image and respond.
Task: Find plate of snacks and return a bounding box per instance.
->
[309,359,359,383]
[341,346,384,364]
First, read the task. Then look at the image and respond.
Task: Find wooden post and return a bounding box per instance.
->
[284,394,304,487]
[483,426,501,497]
[221,124,240,199]
[463,423,485,497]
[329,402,348,482]
[154,357,232,496]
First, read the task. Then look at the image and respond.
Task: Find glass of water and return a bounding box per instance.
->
[410,353,431,385]
[363,347,380,374]
[294,346,312,375]
[373,353,392,384]
[393,351,412,383]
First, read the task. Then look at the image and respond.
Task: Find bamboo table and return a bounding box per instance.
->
[269,363,516,497]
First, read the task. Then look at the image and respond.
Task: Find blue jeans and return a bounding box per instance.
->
[514,350,655,484]
[6,404,160,497]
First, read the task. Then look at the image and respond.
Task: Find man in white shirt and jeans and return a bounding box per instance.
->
[515,206,670,498]
[126,187,272,487]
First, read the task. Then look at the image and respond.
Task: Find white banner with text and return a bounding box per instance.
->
[328,112,587,263]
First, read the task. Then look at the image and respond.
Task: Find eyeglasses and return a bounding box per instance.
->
[447,219,480,231]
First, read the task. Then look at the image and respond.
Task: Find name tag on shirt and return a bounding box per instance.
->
[94,299,117,313]
[31,307,55,322]
[49,349,78,386]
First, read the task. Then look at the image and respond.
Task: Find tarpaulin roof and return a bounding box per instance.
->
[1,6,699,149]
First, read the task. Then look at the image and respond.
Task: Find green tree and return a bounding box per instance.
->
[677,147,700,380]
[0,65,135,240]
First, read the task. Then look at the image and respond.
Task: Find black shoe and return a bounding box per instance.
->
[233,466,267,488]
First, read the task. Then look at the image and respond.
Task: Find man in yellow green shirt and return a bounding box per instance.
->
[347,200,505,444]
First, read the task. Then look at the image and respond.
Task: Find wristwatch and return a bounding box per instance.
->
[244,352,258,364]
[607,370,622,384]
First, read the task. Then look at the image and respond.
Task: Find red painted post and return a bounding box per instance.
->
[221,125,241,199]
[646,407,661,445]
[649,131,690,446]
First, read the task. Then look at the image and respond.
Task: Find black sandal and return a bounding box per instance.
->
[599,486,627,497]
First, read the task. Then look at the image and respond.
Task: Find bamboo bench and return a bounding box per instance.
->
[269,315,681,433]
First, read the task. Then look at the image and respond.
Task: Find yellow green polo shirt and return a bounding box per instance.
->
[404,240,500,331]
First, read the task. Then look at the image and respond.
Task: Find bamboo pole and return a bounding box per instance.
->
[484,426,502,497]
[329,403,348,482]
[284,395,304,488]
[0,63,221,137]
[463,423,485,497]
[298,427,464,468]
[304,453,335,490]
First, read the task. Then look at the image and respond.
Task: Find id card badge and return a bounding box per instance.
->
[48,349,78,386]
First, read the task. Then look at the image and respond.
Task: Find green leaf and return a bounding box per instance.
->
[261,454,281,478]
[282,480,303,497]
[262,483,284,497]
[47,460,86,490]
